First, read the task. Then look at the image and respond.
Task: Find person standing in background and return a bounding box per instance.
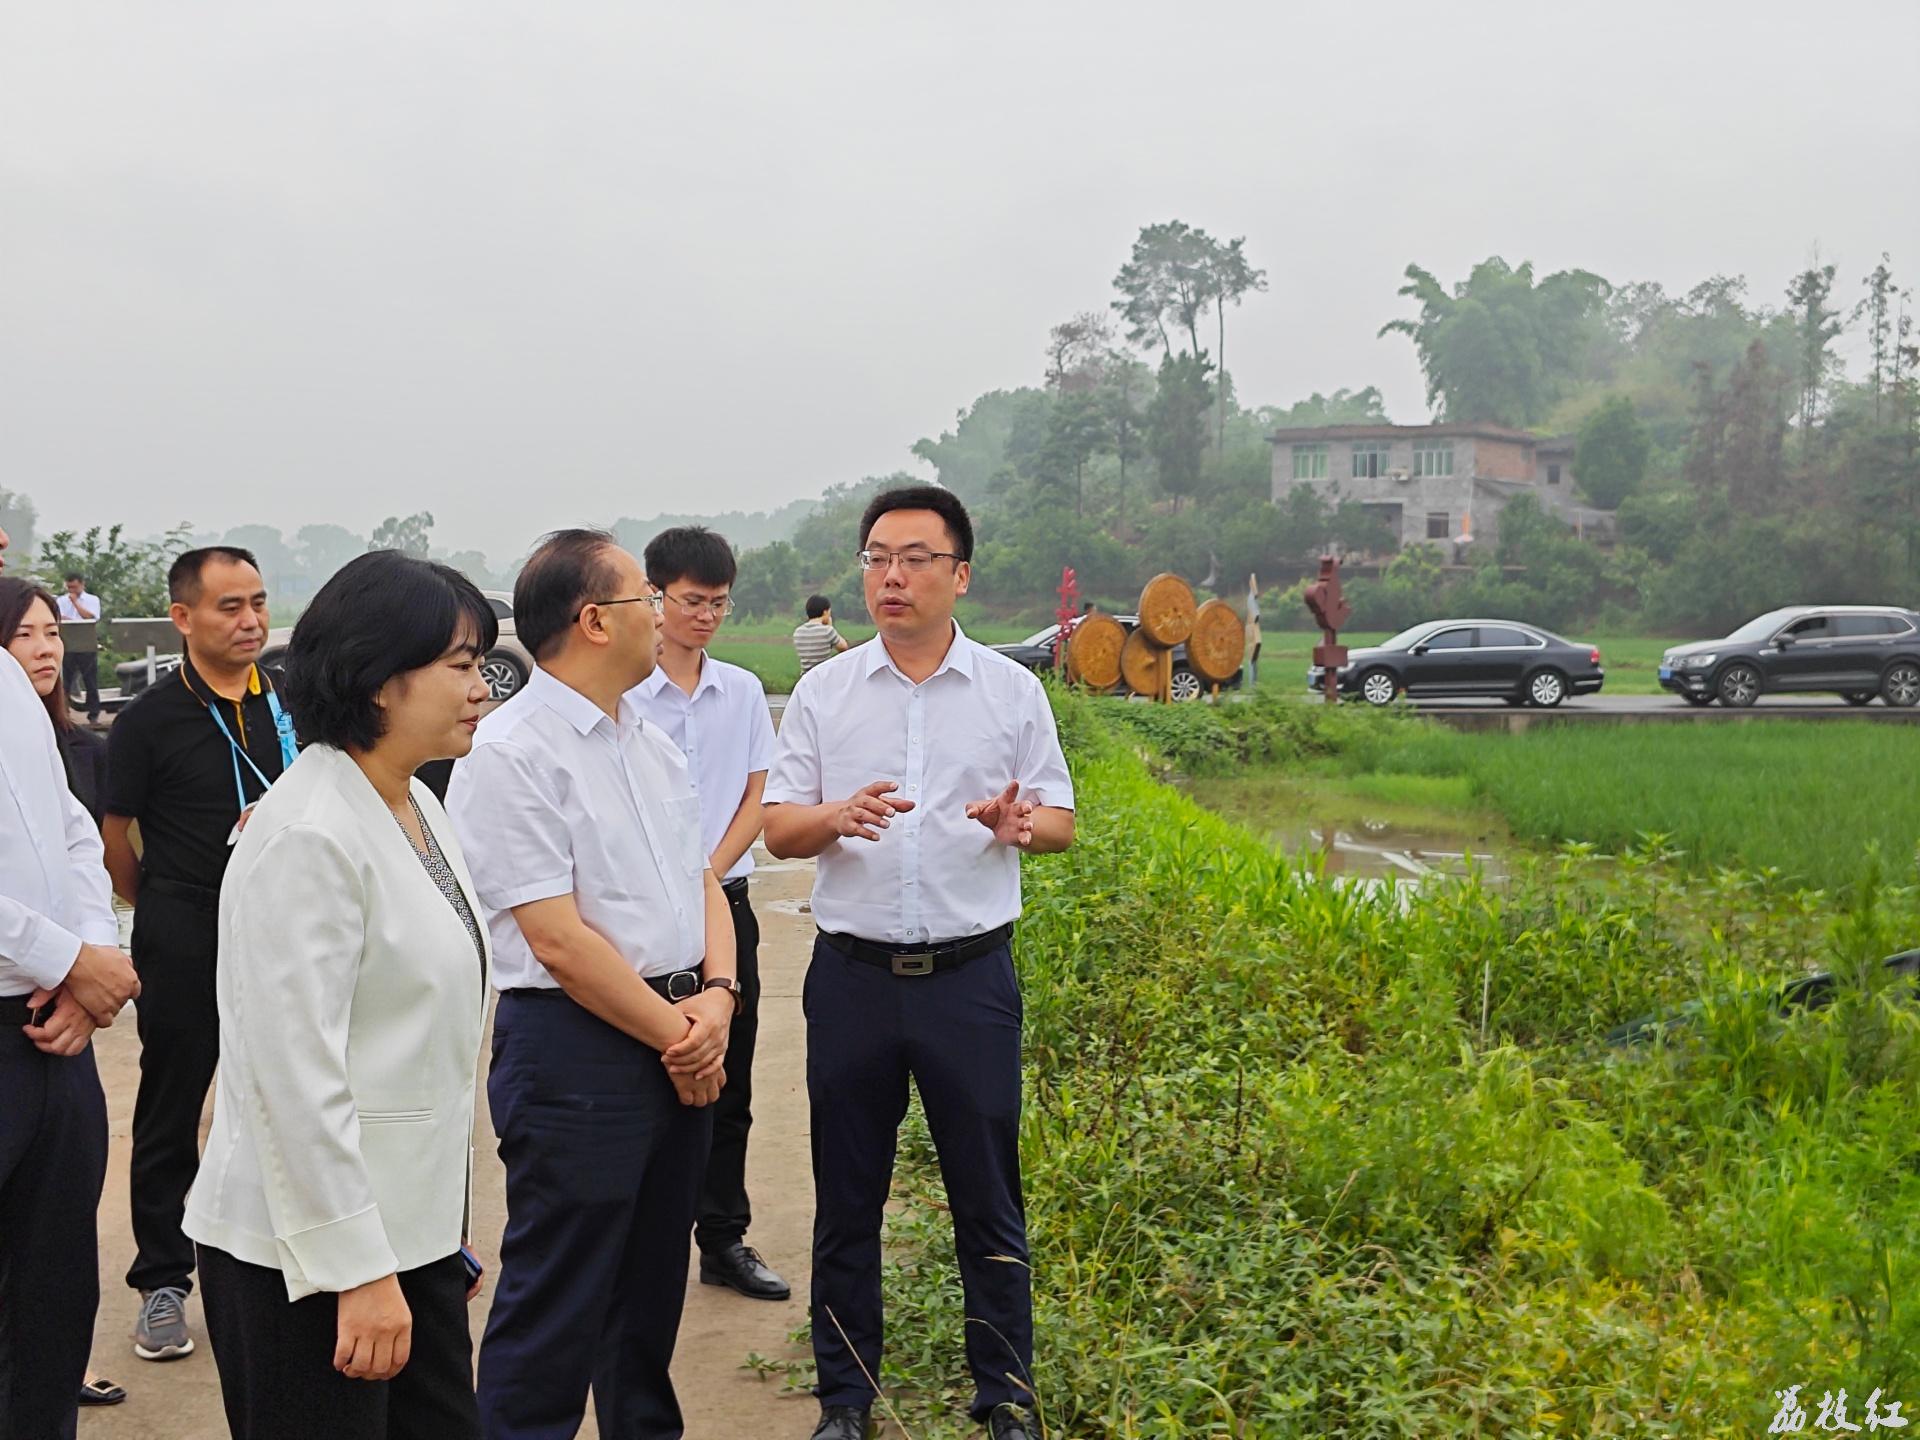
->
[1244,574,1262,690]
[0,644,142,1439]
[792,594,849,676]
[6,579,110,824]
[57,573,103,724]
[630,527,789,1303]
[102,546,295,1369]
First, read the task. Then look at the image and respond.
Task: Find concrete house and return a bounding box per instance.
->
[1269,422,1612,553]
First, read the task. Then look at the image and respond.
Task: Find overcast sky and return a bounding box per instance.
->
[4,0,1915,561]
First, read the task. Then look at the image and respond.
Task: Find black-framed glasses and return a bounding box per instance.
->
[574,593,665,620]
[662,591,736,619]
[858,549,964,573]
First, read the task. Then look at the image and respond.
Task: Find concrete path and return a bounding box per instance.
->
[81,844,822,1439]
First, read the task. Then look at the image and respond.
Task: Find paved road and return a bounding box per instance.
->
[1398,692,1917,718]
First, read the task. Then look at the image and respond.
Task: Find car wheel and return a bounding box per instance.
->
[1842,691,1875,707]
[1359,669,1398,706]
[1169,667,1203,702]
[1681,692,1714,707]
[1882,662,1920,708]
[481,651,528,701]
[1717,663,1762,708]
[1525,669,1567,708]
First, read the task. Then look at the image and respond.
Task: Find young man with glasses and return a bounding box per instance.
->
[627,526,789,1304]
[764,486,1075,1440]
[101,546,294,1368]
[447,529,739,1439]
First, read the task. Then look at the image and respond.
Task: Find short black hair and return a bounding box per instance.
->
[64,572,84,585]
[644,526,736,591]
[168,546,261,605]
[805,594,833,619]
[858,485,974,562]
[514,528,623,662]
[284,551,497,752]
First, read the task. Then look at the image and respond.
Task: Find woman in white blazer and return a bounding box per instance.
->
[183,551,496,1440]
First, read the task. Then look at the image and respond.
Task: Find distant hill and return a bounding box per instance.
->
[611,496,818,556]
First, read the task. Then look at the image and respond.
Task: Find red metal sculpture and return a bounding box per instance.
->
[1302,556,1351,705]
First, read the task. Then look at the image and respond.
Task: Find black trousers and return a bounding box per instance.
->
[0,1031,107,1440]
[127,882,222,1296]
[198,1245,479,1440]
[477,990,713,1440]
[61,653,99,720]
[695,881,760,1254]
[805,936,1032,1422]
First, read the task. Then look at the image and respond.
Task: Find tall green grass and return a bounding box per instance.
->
[856,690,1920,1437]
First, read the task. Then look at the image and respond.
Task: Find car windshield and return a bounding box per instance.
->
[1375,623,1439,651]
[1724,608,1803,643]
[1019,625,1060,646]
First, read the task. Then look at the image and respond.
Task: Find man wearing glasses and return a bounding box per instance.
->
[628,526,789,1303]
[764,486,1075,1440]
[446,529,739,1440]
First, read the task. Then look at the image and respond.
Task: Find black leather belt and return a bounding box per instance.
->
[645,968,704,1002]
[819,923,1013,977]
[721,877,749,901]
[0,994,50,1028]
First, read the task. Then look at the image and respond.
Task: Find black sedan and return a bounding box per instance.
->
[1658,605,1920,707]
[1307,619,1605,707]
[991,616,1243,701]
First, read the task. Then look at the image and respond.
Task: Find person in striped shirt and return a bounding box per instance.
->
[791,595,849,675]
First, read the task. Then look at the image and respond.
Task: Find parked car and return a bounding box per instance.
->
[1658,605,1920,708]
[990,615,1244,701]
[114,590,535,703]
[1307,619,1605,708]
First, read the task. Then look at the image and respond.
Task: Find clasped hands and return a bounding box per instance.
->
[21,941,141,1057]
[835,778,1035,848]
[661,987,731,1108]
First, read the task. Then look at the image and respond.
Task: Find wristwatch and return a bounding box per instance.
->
[702,976,745,1016]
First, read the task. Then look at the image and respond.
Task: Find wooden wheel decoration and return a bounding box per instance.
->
[1136,573,1197,648]
[1065,611,1126,690]
[1119,627,1167,698]
[1187,598,1247,686]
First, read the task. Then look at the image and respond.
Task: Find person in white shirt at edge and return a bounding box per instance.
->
[445,529,739,1440]
[181,552,497,1440]
[628,526,791,1303]
[763,485,1075,1440]
[57,572,104,723]
[0,631,142,1440]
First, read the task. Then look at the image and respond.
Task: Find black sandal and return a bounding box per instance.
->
[79,1376,128,1406]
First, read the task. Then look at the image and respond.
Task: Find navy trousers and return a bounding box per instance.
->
[0,1030,107,1440]
[805,936,1032,1422]
[477,990,713,1440]
[695,883,760,1254]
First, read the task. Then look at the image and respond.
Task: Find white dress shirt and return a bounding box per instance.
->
[626,656,775,883]
[0,656,117,996]
[764,624,1074,944]
[447,665,708,990]
[56,590,101,622]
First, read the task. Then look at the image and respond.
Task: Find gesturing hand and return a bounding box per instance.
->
[966,781,1035,848]
[23,986,97,1057]
[834,780,915,842]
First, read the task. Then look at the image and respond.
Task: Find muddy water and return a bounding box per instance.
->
[1185,776,1512,885]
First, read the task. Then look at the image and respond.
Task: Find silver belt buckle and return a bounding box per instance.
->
[664,970,701,1001]
[890,952,935,977]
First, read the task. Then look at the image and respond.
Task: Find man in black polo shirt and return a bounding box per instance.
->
[102,546,293,1366]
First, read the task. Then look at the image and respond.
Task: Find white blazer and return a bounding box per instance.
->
[183,744,490,1302]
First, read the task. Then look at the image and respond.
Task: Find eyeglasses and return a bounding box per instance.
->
[857,549,963,573]
[662,591,735,619]
[574,592,665,620]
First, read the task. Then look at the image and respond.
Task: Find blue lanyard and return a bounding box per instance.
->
[205,677,299,813]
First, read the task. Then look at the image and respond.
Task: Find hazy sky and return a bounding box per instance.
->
[5,0,1915,560]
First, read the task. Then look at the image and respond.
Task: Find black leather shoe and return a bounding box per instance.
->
[809,1404,870,1440]
[699,1242,792,1301]
[988,1403,1038,1440]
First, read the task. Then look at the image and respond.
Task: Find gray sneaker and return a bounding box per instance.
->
[133,1287,195,1361]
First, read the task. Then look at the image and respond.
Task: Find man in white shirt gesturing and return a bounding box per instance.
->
[448,529,740,1440]
[764,486,1074,1440]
